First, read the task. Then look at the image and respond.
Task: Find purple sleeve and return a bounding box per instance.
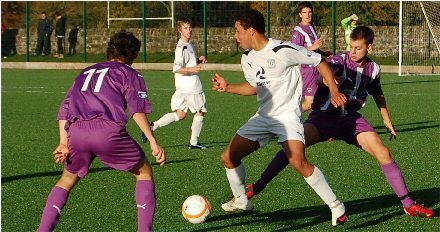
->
[327,54,345,73]
[125,71,153,118]
[291,30,304,47]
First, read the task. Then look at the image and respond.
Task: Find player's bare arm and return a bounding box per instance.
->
[316,60,347,107]
[133,113,166,166]
[212,73,256,95]
[176,64,202,75]
[373,94,397,140]
[54,119,70,164]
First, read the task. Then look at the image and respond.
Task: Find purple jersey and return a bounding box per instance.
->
[58,61,152,125]
[313,52,383,115]
[292,23,319,71]
[292,23,321,95]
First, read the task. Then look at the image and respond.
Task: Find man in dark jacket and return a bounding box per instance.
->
[68,26,79,55]
[54,12,66,58]
[34,12,52,56]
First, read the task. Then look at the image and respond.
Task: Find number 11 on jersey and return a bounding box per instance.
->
[81,68,109,93]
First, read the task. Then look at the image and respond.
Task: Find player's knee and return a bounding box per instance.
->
[375,146,392,163]
[221,152,238,168]
[131,162,154,180]
[176,112,186,120]
[302,101,312,112]
[288,157,309,172]
[57,174,79,190]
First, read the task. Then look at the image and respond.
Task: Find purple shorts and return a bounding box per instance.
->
[65,119,145,178]
[306,110,376,145]
[301,66,320,97]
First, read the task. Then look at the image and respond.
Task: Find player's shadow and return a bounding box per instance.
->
[375,120,439,134]
[195,187,438,231]
[381,79,440,86]
[1,158,197,184]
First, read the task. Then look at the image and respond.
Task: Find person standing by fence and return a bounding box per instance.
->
[68,26,79,55]
[34,12,52,56]
[54,11,66,58]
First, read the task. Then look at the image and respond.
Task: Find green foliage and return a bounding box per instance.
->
[1,69,439,231]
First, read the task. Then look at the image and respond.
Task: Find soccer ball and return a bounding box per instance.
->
[181,195,212,224]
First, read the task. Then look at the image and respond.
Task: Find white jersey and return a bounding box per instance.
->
[173,39,203,94]
[241,38,322,119]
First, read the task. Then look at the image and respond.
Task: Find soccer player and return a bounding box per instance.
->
[292,1,333,111]
[341,14,359,51]
[37,31,166,232]
[246,26,435,218]
[146,17,208,149]
[211,9,348,226]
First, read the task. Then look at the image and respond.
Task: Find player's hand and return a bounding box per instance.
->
[141,132,148,143]
[384,120,397,140]
[351,14,359,21]
[191,65,202,74]
[150,142,166,166]
[212,73,228,92]
[311,38,324,50]
[199,56,208,64]
[330,91,347,108]
[53,144,70,164]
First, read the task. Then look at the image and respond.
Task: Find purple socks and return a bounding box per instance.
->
[381,161,414,208]
[254,150,289,194]
[136,180,156,232]
[37,186,70,232]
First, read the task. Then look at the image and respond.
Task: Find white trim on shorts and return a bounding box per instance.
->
[170,91,207,113]
[237,113,305,147]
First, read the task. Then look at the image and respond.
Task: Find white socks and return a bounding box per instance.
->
[225,164,248,202]
[153,112,179,131]
[304,166,338,207]
[190,115,204,145]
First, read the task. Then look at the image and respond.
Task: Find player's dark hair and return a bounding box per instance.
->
[106,31,141,65]
[177,17,192,29]
[351,26,374,44]
[297,1,314,14]
[235,9,265,34]
[54,11,61,17]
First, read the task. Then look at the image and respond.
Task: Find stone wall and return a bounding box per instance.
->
[9,26,439,57]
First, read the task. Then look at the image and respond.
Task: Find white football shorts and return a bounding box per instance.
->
[237,113,305,147]
[171,91,207,113]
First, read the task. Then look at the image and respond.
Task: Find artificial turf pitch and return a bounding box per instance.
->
[1,69,439,231]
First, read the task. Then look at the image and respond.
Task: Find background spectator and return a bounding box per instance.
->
[34,12,52,56]
[68,26,79,55]
[54,11,66,58]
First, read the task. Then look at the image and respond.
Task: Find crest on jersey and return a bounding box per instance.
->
[256,67,266,79]
[138,91,149,99]
[267,59,276,69]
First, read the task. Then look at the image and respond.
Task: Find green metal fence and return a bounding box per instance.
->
[1,1,401,63]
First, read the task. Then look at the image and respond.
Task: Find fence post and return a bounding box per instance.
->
[26,1,30,62]
[83,1,87,63]
[203,1,208,58]
[267,1,271,38]
[332,1,336,54]
[142,1,147,63]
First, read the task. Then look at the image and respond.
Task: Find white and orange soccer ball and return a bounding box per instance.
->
[181,195,212,224]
